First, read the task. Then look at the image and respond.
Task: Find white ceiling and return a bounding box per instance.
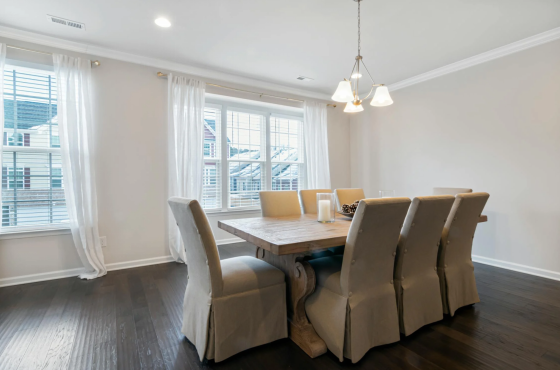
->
[1,0,559,96]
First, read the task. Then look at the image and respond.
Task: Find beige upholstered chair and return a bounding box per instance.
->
[299,189,332,214]
[305,197,411,363]
[334,188,366,211]
[437,192,490,316]
[168,197,287,362]
[259,190,301,217]
[393,195,455,336]
[433,187,473,196]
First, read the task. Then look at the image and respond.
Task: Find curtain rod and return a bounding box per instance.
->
[6,45,101,67]
[156,72,336,107]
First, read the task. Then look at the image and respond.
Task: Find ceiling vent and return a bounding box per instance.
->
[46,15,86,31]
[296,76,314,82]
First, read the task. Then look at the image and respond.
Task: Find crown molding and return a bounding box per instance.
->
[0,25,331,101]
[388,26,560,92]
[2,24,559,101]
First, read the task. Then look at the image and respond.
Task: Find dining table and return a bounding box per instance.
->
[218,213,488,358]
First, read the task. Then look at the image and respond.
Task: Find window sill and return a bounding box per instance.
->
[0,225,72,240]
[205,208,262,217]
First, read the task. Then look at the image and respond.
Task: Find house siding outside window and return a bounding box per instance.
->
[2,66,68,229]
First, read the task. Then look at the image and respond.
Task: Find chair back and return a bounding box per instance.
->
[438,192,489,270]
[168,197,222,296]
[299,189,332,214]
[433,187,472,196]
[341,198,411,297]
[334,188,366,211]
[394,195,455,285]
[259,191,301,217]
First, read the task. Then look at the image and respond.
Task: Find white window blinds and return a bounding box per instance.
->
[2,66,68,228]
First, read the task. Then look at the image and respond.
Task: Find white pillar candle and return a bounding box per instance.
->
[318,199,331,222]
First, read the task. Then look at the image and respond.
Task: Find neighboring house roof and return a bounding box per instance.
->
[3,99,57,130]
[229,147,300,180]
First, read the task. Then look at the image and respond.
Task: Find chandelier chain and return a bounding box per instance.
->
[357,0,361,56]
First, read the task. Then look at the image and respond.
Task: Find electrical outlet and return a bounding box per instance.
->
[100,236,107,248]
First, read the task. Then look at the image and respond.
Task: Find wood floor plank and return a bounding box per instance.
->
[16,279,76,370]
[129,273,166,370]
[65,280,108,370]
[0,282,58,365]
[115,273,141,370]
[91,286,117,370]
[432,321,560,370]
[2,243,560,369]
[141,274,200,370]
[41,280,89,370]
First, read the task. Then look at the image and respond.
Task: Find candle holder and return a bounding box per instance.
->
[379,190,395,198]
[317,193,335,223]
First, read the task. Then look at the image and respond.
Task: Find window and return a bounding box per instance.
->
[2,66,69,229]
[201,101,304,211]
[271,116,304,191]
[201,107,221,210]
[5,167,24,189]
[227,110,266,208]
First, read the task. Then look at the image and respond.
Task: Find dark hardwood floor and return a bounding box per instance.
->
[1,242,560,369]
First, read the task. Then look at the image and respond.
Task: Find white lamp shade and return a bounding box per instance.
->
[332,81,354,102]
[370,86,394,107]
[344,102,364,113]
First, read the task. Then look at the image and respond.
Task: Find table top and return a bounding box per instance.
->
[218,214,352,255]
[218,213,488,256]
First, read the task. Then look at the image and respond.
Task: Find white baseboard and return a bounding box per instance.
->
[0,255,176,288]
[105,255,175,272]
[216,237,245,245]
[0,241,249,287]
[0,267,86,288]
[472,255,560,282]
[3,250,558,288]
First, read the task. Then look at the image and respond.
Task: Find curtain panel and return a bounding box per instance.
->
[167,74,206,263]
[53,54,106,279]
[303,101,331,189]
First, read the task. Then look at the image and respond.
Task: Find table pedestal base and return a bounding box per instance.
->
[256,247,327,358]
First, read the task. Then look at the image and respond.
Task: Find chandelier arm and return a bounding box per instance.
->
[362,86,375,101]
[360,59,376,85]
[355,59,360,100]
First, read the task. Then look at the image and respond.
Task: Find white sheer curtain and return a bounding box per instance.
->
[167,73,206,263]
[0,44,5,198]
[53,54,106,279]
[303,101,331,189]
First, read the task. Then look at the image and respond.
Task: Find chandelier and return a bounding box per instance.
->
[332,0,393,112]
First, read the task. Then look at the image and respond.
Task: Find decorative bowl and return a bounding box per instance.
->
[337,211,355,218]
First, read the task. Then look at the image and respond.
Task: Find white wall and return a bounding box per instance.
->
[0,36,351,284]
[351,39,560,276]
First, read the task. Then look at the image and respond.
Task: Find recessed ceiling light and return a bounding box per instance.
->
[296,76,314,82]
[155,18,171,28]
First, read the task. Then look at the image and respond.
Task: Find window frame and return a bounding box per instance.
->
[204,98,304,214]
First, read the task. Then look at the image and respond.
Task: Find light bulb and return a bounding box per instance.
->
[351,73,362,79]
[155,18,171,28]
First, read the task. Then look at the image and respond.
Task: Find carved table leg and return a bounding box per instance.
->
[256,247,327,358]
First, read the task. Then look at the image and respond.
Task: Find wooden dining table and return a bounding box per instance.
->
[218,213,488,358]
